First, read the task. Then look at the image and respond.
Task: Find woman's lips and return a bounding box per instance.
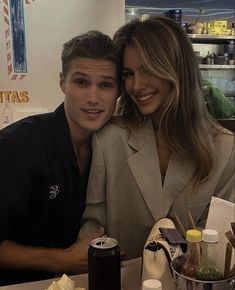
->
[135,92,157,105]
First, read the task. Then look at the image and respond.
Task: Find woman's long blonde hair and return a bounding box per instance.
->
[113,16,225,185]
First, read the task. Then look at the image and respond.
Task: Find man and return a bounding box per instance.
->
[0,30,120,285]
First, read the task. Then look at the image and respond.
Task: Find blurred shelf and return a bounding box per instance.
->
[188,34,235,40]
[199,64,235,69]
[189,34,235,44]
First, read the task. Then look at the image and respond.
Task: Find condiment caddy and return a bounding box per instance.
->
[171,216,235,290]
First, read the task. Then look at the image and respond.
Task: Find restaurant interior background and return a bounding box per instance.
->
[0,0,234,130]
[0,0,124,126]
[125,0,234,23]
[125,0,235,131]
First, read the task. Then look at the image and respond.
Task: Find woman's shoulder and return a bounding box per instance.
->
[97,115,128,136]
[214,126,235,155]
[92,115,131,149]
[215,126,234,140]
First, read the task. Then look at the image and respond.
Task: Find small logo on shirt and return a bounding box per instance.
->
[49,185,60,199]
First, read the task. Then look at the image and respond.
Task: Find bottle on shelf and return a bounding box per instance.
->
[202,22,207,34]
[1,99,13,128]
[210,53,216,65]
[224,53,229,65]
[206,51,211,64]
[181,229,202,279]
[229,54,235,65]
[207,23,211,34]
[196,229,223,281]
[142,279,162,290]
[230,23,235,36]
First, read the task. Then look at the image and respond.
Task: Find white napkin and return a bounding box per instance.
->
[206,196,235,272]
[46,274,85,290]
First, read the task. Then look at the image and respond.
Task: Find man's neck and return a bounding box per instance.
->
[67,124,92,174]
[72,137,92,174]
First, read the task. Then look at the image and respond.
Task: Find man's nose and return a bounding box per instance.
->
[86,86,99,103]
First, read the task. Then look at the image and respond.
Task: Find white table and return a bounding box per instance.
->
[0,258,142,290]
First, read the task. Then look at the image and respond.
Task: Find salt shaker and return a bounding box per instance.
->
[142,279,162,290]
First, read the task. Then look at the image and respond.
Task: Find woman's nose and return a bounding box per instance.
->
[127,72,145,92]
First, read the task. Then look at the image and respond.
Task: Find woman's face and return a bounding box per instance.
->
[123,45,171,118]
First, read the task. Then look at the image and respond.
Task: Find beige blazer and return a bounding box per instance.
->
[80,117,235,259]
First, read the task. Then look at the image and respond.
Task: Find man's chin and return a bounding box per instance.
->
[87,123,107,133]
[83,116,111,133]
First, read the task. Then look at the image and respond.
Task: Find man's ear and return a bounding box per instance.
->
[59,72,65,94]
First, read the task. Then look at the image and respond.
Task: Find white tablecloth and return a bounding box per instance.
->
[0,258,142,290]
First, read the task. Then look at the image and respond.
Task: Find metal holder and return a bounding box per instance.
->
[171,255,235,290]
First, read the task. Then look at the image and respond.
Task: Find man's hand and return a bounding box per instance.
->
[60,227,104,274]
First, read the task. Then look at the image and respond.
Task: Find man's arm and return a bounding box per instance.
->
[0,228,103,275]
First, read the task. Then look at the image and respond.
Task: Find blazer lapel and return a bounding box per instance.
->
[163,153,195,216]
[127,119,165,220]
[126,118,196,220]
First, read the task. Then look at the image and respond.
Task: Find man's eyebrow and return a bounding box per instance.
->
[72,71,117,81]
[72,71,87,77]
[101,76,117,81]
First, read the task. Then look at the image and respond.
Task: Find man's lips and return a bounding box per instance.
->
[81,108,103,114]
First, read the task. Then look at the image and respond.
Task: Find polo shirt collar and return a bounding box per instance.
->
[52,103,75,157]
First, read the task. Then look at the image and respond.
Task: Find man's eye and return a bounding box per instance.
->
[99,82,114,89]
[74,79,88,86]
[122,70,134,79]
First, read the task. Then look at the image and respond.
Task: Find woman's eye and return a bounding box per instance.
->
[122,70,134,79]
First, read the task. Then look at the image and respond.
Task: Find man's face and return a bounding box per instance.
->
[60,57,118,139]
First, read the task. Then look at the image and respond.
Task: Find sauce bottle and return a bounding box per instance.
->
[196,229,223,281]
[181,229,201,279]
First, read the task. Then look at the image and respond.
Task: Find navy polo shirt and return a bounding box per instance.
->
[0,103,91,285]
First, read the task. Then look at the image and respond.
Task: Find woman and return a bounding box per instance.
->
[80,16,235,259]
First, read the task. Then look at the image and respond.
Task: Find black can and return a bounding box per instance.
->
[88,236,121,290]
